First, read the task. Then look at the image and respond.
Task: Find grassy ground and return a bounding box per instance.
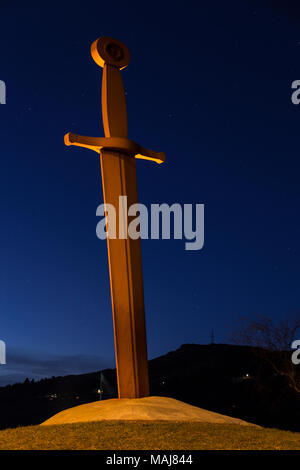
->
[0,421,299,450]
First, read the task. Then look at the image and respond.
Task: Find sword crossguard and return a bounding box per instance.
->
[65,37,165,165]
[64,132,166,164]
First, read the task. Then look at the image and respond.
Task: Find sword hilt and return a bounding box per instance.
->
[65,132,166,164]
[91,36,130,138]
[65,37,165,164]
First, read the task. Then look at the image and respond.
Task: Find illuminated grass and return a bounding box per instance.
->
[0,421,299,450]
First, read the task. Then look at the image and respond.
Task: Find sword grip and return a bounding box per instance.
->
[102,64,128,138]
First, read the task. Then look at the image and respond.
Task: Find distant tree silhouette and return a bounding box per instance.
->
[232,316,300,394]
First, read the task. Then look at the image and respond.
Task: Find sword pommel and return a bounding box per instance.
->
[91,36,130,70]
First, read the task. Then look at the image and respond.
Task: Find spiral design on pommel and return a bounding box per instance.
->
[91,36,130,70]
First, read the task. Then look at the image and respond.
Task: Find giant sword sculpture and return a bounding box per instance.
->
[65,37,165,398]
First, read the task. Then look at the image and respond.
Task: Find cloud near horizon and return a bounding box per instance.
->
[0,348,112,386]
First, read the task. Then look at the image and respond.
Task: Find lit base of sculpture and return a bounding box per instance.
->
[41,397,257,426]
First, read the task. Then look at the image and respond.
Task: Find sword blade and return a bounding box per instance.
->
[100,149,149,399]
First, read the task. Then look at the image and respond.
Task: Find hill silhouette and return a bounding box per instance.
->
[0,343,299,431]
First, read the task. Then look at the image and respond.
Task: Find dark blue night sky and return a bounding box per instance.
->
[0,1,300,384]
